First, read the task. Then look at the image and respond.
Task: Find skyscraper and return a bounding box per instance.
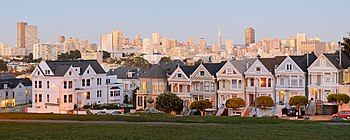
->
[152,32,160,45]
[112,30,122,51]
[225,39,234,55]
[297,33,306,55]
[17,22,39,55]
[245,27,255,46]
[199,38,206,52]
[217,29,222,50]
[162,36,169,49]
[100,33,112,52]
[58,35,65,44]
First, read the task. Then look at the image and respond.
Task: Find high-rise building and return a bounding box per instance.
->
[217,29,222,50]
[225,39,234,55]
[100,33,112,52]
[188,37,195,47]
[297,33,307,55]
[169,39,179,49]
[152,32,160,45]
[112,30,123,52]
[199,38,206,52]
[162,36,169,49]
[58,35,65,44]
[17,22,39,55]
[142,38,152,54]
[245,27,255,46]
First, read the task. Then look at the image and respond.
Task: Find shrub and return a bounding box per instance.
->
[155,92,183,114]
[256,96,274,110]
[289,96,308,116]
[327,93,350,111]
[226,98,246,110]
[190,100,212,116]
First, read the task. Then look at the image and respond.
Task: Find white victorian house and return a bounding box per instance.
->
[28,60,124,114]
[245,57,286,106]
[275,54,317,105]
[308,51,350,102]
[0,78,32,105]
[216,59,255,107]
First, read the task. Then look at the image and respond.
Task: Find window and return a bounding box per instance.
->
[177,73,182,78]
[5,92,8,97]
[200,71,205,76]
[138,96,143,107]
[47,94,50,102]
[97,90,102,97]
[35,81,38,88]
[45,70,50,75]
[69,71,72,75]
[106,79,110,84]
[179,84,183,92]
[232,79,238,89]
[280,78,284,85]
[97,78,102,85]
[86,79,90,86]
[38,81,42,88]
[187,85,191,92]
[68,94,73,103]
[68,81,73,89]
[39,94,42,102]
[227,68,232,75]
[222,80,226,88]
[35,94,37,102]
[204,81,210,92]
[211,82,215,92]
[86,92,90,99]
[47,81,50,89]
[110,91,114,97]
[320,60,326,67]
[114,90,120,96]
[173,84,178,92]
[268,78,272,87]
[87,70,90,74]
[250,78,254,87]
[261,78,267,87]
[256,67,261,72]
[37,71,40,75]
[238,80,242,89]
[64,95,67,103]
[286,64,293,71]
[291,76,298,86]
[64,81,67,89]
[82,79,85,86]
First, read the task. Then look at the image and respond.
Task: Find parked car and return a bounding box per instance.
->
[332,110,350,120]
[96,111,108,115]
[286,107,305,116]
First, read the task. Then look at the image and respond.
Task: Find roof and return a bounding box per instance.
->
[179,65,198,77]
[202,61,227,76]
[231,58,256,74]
[110,86,120,89]
[259,56,287,73]
[0,78,31,89]
[0,73,16,80]
[45,60,105,76]
[139,60,185,79]
[290,53,317,72]
[107,67,145,79]
[323,51,350,69]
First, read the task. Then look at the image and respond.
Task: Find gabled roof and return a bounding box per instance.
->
[107,67,145,79]
[323,51,350,69]
[45,60,105,76]
[179,65,198,77]
[259,56,287,73]
[290,53,317,72]
[202,61,226,77]
[0,78,31,89]
[139,60,185,79]
[0,73,16,80]
[231,58,256,74]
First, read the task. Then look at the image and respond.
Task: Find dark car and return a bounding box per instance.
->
[332,111,350,120]
[286,107,305,116]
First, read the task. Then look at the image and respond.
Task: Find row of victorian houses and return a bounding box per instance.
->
[27,51,350,114]
[135,51,350,114]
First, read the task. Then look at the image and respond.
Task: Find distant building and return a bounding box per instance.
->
[0,78,32,105]
[225,39,234,55]
[33,43,59,60]
[17,22,39,55]
[100,33,113,52]
[112,30,123,52]
[81,51,103,64]
[245,27,255,47]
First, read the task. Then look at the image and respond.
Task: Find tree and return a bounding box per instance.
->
[226,98,246,114]
[289,96,308,117]
[102,51,111,60]
[23,53,34,63]
[159,57,172,63]
[341,35,350,57]
[123,56,151,69]
[0,60,8,71]
[58,50,81,61]
[26,65,36,73]
[155,92,183,114]
[256,96,274,110]
[194,59,203,66]
[327,93,350,111]
[190,100,212,116]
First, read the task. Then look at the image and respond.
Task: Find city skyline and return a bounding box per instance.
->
[0,0,349,45]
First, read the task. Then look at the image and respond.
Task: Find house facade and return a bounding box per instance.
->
[0,78,32,106]
[275,54,317,105]
[308,51,350,103]
[28,60,124,114]
[136,61,185,110]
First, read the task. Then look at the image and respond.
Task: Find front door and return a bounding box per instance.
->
[249,94,254,106]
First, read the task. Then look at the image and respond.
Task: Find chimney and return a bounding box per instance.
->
[306,53,309,66]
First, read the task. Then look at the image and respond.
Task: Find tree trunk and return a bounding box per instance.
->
[298,107,301,117]
[200,111,204,116]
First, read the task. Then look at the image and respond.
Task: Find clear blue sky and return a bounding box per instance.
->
[0,0,349,46]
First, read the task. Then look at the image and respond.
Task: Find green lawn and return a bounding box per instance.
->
[0,122,349,139]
